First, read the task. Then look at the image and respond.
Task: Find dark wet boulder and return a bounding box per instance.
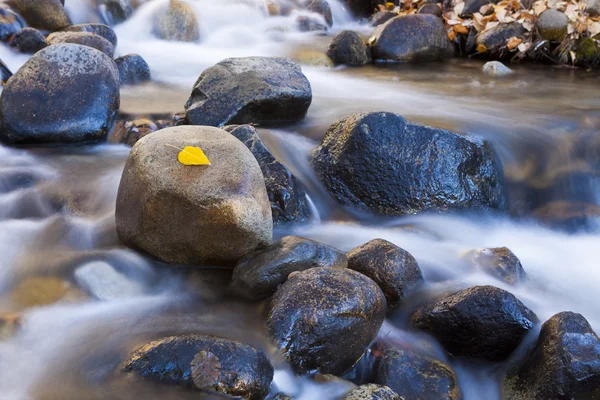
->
[344,0,377,17]
[116,126,272,265]
[0,59,12,85]
[6,0,71,31]
[327,30,371,66]
[0,43,120,145]
[267,267,386,375]
[308,0,333,27]
[347,239,423,308]
[418,3,442,18]
[462,247,526,285]
[503,312,600,400]
[311,112,507,216]
[100,0,134,25]
[154,0,200,42]
[371,11,397,26]
[0,5,24,42]
[62,23,118,48]
[370,15,454,62]
[536,9,568,41]
[459,0,496,17]
[412,285,537,361]
[575,37,600,69]
[475,22,525,58]
[231,235,347,300]
[224,125,310,224]
[115,54,151,85]
[373,345,461,400]
[110,118,158,146]
[46,31,115,57]
[12,28,47,53]
[344,384,401,400]
[123,334,273,400]
[185,57,312,127]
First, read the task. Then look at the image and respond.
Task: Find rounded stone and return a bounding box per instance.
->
[115,125,273,265]
[536,9,569,41]
[6,0,71,31]
[115,54,151,85]
[12,27,47,54]
[327,30,371,66]
[46,31,115,58]
[343,384,401,400]
[62,23,118,47]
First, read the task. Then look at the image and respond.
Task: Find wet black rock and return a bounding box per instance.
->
[344,0,377,17]
[371,11,397,26]
[46,31,115,58]
[0,59,12,84]
[123,334,273,400]
[115,54,151,85]
[62,23,118,47]
[344,384,401,400]
[503,312,600,400]
[224,125,310,224]
[267,267,386,375]
[475,22,526,58]
[463,247,527,285]
[373,345,461,400]
[311,112,507,216]
[231,235,347,300]
[308,0,333,27]
[460,0,497,17]
[101,0,134,25]
[370,15,454,62]
[0,43,120,145]
[347,239,423,308]
[412,285,538,361]
[7,0,71,31]
[12,28,47,53]
[418,3,443,18]
[185,57,312,127]
[327,30,371,66]
[0,5,24,42]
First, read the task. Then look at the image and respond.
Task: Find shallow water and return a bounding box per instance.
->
[0,0,599,399]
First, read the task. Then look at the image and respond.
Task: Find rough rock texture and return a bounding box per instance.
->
[482,61,513,76]
[46,31,115,57]
[373,345,461,400]
[418,3,443,18]
[463,247,527,285]
[0,44,120,145]
[412,285,538,361]
[475,22,526,58]
[231,236,347,300]
[311,112,507,216]
[62,23,118,47]
[536,9,568,41]
[12,28,47,53]
[503,312,600,400]
[347,239,423,308]
[155,0,200,42]
[224,125,310,224]
[7,0,71,31]
[370,15,454,62]
[185,57,312,127]
[327,30,371,66]
[267,267,386,375]
[115,54,151,85]
[115,126,272,265]
[344,384,401,400]
[123,334,273,400]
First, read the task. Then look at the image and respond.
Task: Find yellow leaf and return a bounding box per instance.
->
[165,144,211,166]
[476,44,488,52]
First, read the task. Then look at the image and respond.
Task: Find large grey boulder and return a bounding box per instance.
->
[115,126,273,265]
[311,112,507,216]
[185,57,312,127]
[0,44,120,145]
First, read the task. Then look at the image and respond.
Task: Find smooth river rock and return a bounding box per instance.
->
[327,30,371,66]
[231,235,347,299]
[311,112,507,216]
[267,267,386,375]
[462,247,527,285]
[46,31,115,57]
[115,54,151,85]
[12,27,47,54]
[343,384,401,400]
[185,57,312,127]
[370,15,454,62]
[123,334,273,400]
[62,23,118,48]
[0,43,120,145]
[347,239,423,308]
[7,0,71,31]
[115,126,272,265]
[412,285,538,361]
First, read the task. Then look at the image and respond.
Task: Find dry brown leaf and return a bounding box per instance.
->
[507,36,523,50]
[454,24,469,34]
[448,30,457,40]
[191,350,221,390]
[480,3,494,14]
[477,44,488,52]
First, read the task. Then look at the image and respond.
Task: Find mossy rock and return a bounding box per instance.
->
[576,37,600,69]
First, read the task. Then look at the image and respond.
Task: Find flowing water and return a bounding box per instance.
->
[0,0,599,399]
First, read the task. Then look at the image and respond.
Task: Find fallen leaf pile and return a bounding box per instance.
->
[377,0,600,65]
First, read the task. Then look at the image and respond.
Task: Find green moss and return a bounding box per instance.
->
[576,37,600,68]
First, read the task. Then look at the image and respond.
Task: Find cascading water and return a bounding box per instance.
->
[0,0,599,399]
